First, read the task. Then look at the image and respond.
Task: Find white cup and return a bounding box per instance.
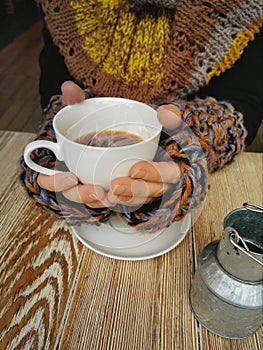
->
[24,97,162,189]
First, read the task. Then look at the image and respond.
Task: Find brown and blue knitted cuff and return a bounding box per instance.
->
[116,97,246,232]
[19,95,246,232]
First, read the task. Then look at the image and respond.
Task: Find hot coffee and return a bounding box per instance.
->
[75,130,143,147]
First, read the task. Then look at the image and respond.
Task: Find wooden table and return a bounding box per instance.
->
[1,130,262,350]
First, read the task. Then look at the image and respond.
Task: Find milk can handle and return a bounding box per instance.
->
[228,228,263,267]
[243,202,263,213]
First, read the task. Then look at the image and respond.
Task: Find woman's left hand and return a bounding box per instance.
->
[107,159,182,207]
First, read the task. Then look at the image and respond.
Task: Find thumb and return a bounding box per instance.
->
[61,81,86,105]
[157,104,182,130]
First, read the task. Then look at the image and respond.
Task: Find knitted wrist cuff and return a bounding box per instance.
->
[19,93,112,225]
[117,96,247,232]
[161,97,247,172]
[19,94,247,232]
[117,125,208,232]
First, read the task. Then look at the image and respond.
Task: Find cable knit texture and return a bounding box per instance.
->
[39,0,262,104]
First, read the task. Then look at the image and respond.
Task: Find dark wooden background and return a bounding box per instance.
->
[0,0,42,133]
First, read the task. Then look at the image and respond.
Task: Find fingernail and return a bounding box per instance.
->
[158,106,182,130]
[87,193,98,201]
[162,104,181,115]
[131,170,146,179]
[61,81,69,90]
[112,184,126,195]
[158,107,178,120]
[64,176,78,187]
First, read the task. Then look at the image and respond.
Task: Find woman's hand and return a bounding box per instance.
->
[37,81,112,208]
[37,81,182,208]
[107,160,181,207]
[107,103,183,207]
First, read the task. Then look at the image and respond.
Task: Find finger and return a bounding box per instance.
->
[62,184,111,208]
[107,192,153,207]
[110,177,169,198]
[157,104,182,130]
[61,81,86,105]
[37,172,78,192]
[130,161,181,184]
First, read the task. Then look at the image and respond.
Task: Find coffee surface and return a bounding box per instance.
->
[75,130,143,147]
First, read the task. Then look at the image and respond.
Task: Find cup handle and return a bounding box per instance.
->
[24,140,63,176]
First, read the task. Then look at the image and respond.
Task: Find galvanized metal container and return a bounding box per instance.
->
[189,203,263,339]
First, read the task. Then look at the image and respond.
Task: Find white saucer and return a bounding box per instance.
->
[71,214,191,261]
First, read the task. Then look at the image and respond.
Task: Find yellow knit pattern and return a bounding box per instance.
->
[70,0,170,85]
[207,17,263,83]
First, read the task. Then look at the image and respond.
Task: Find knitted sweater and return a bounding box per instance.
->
[40,0,262,104]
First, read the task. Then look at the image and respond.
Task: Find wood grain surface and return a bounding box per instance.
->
[0,130,262,350]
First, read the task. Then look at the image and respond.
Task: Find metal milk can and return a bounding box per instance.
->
[189,203,263,339]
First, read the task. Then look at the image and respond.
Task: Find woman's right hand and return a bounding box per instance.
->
[37,171,112,208]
